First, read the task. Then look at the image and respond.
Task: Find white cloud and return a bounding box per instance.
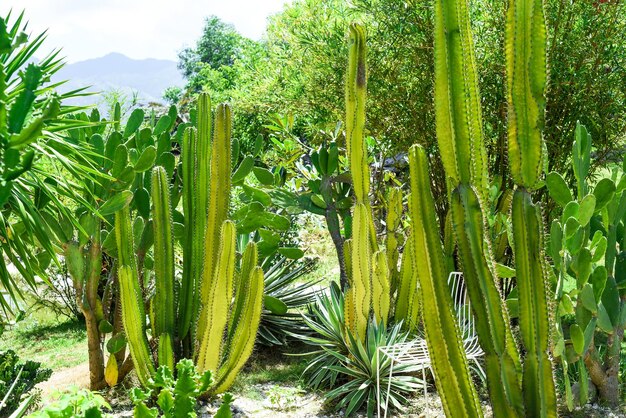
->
[0,0,290,63]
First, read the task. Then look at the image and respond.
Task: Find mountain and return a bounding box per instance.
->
[53,52,184,108]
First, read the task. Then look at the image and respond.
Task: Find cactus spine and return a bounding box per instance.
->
[116,95,264,394]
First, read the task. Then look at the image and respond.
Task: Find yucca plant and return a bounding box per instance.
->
[115,94,264,395]
[324,319,421,417]
[0,11,96,317]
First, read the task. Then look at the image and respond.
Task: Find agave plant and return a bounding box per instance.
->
[300,282,347,390]
[0,11,96,316]
[325,319,421,417]
[300,282,420,417]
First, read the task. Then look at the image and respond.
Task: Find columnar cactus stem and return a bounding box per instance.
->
[505,0,547,190]
[197,103,232,341]
[196,220,236,373]
[506,0,556,414]
[371,250,390,324]
[115,207,155,387]
[180,93,211,339]
[408,145,482,417]
[349,203,371,338]
[152,165,175,369]
[511,189,556,417]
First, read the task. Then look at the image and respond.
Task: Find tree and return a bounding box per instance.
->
[178,16,248,92]
[233,0,626,202]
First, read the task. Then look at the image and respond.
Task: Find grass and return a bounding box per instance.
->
[0,309,87,370]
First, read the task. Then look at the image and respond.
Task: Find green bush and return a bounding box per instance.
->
[28,387,111,418]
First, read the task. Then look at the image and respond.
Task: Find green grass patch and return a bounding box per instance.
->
[0,312,87,370]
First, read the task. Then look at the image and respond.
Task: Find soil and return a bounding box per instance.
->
[37,362,91,397]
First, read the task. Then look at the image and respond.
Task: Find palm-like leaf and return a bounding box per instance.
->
[0,11,97,317]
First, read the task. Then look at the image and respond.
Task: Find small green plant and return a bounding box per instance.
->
[266,386,304,411]
[28,387,111,418]
[130,359,233,418]
[0,350,51,417]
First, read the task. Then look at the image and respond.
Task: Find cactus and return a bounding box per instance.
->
[116,207,156,387]
[116,95,264,394]
[399,0,557,415]
[179,95,211,341]
[343,23,403,337]
[151,166,175,369]
[407,146,483,417]
[53,105,178,390]
[546,122,626,407]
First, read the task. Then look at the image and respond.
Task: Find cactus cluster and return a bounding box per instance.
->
[115,95,264,394]
[547,122,626,407]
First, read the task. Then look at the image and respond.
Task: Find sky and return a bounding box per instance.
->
[0,0,291,63]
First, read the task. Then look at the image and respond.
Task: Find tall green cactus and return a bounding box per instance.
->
[505,0,556,414]
[406,0,557,415]
[116,207,155,387]
[407,145,483,417]
[179,95,211,340]
[116,95,264,394]
[343,23,393,338]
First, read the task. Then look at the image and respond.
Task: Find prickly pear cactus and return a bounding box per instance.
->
[547,122,626,408]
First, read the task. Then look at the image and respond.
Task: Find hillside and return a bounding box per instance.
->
[53,52,184,107]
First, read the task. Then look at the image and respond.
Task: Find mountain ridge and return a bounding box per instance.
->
[53,52,185,107]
